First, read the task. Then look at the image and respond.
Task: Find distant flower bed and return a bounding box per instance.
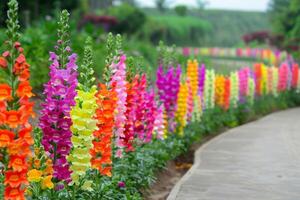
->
[77,14,118,31]
[182,47,292,66]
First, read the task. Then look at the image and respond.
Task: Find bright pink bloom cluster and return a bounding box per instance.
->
[142,90,156,143]
[133,75,147,141]
[238,68,249,102]
[153,105,165,139]
[278,63,289,92]
[111,55,127,157]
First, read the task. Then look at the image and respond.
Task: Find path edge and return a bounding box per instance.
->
[166,114,269,200]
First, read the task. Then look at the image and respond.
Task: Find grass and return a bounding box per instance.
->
[143,8,271,47]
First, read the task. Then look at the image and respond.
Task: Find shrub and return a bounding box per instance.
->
[174,5,188,16]
[108,3,146,35]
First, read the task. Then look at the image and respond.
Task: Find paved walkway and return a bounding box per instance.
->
[168,108,300,200]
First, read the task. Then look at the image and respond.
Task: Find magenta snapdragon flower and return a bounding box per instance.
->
[39,51,78,183]
[156,66,181,132]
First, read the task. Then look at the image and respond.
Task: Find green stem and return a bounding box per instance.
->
[53,143,57,165]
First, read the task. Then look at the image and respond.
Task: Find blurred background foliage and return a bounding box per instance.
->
[268,0,300,57]
[0,0,299,89]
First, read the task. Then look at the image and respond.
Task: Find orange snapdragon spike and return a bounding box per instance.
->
[224,78,231,110]
[91,84,116,177]
[4,110,22,128]
[0,114,5,125]
[33,159,41,169]
[18,68,30,82]
[254,63,262,96]
[0,56,8,68]
[0,84,12,101]
[19,98,35,119]
[0,105,6,124]
[13,54,29,75]
[0,130,15,148]
[18,126,34,145]
[4,170,28,188]
[43,164,54,175]
[2,2,35,199]
[7,139,31,156]
[101,166,112,177]
[8,155,28,172]
[16,81,34,98]
[0,100,6,111]
[4,186,26,200]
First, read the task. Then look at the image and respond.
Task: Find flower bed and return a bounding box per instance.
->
[0,1,300,200]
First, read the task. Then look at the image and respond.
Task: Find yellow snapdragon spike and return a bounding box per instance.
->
[248,78,255,105]
[187,59,199,98]
[81,180,93,191]
[176,83,188,135]
[27,169,43,182]
[204,69,215,109]
[215,75,226,108]
[261,64,268,95]
[70,162,90,173]
[272,67,279,96]
[230,71,239,108]
[192,95,202,122]
[69,88,98,186]
[41,175,54,189]
[70,148,92,159]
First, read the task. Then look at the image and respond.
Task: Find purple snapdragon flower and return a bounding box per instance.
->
[39,52,78,183]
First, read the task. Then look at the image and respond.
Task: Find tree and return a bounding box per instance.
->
[0,0,79,26]
[155,0,173,13]
[120,0,136,6]
[108,3,146,34]
[174,5,187,16]
[268,0,300,55]
[268,0,291,33]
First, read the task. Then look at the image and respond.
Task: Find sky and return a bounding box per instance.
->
[136,0,270,11]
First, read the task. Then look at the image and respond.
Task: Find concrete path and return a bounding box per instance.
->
[168,108,300,200]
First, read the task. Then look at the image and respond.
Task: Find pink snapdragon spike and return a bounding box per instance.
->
[153,104,165,140]
[134,74,147,141]
[182,47,190,57]
[278,63,289,92]
[111,55,127,157]
[238,67,249,103]
[143,89,156,143]
[130,76,156,143]
[123,74,151,151]
[39,51,78,183]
